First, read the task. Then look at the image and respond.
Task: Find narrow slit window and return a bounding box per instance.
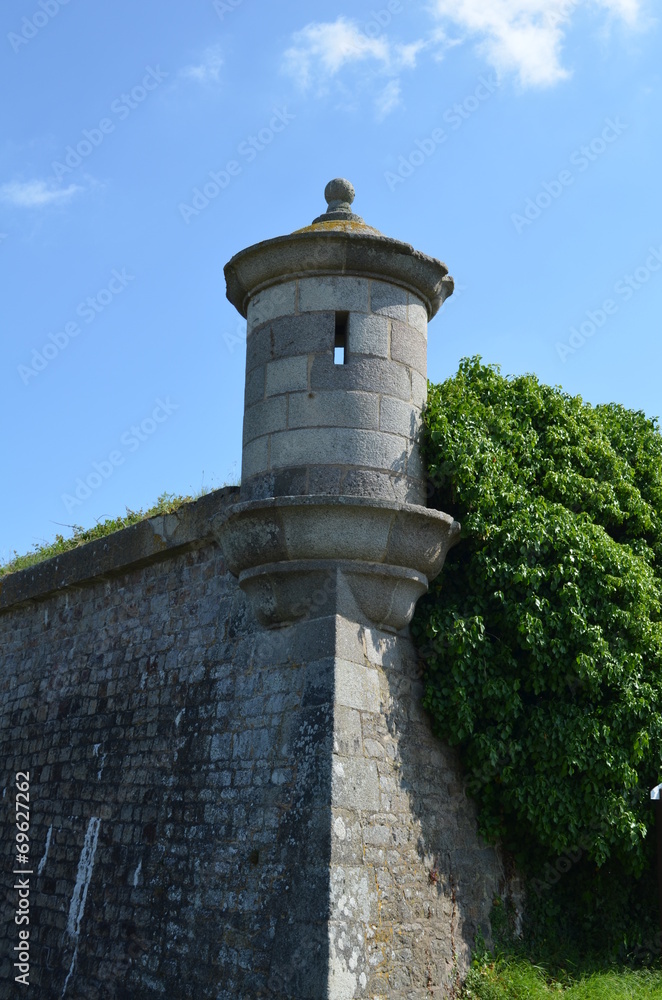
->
[334,311,349,365]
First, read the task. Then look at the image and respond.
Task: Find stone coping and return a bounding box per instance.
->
[224,229,453,320]
[214,494,461,582]
[0,487,240,612]
[216,493,459,529]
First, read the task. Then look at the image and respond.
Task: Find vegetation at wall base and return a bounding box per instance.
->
[413,356,662,964]
[460,957,662,999]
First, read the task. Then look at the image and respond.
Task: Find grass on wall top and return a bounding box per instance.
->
[0,490,212,579]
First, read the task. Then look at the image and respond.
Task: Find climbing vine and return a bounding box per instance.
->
[413,357,662,954]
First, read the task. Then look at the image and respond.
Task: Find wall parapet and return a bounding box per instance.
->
[0,486,239,613]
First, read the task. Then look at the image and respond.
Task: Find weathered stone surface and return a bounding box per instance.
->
[299,275,370,314]
[265,354,309,397]
[347,313,390,358]
[215,496,460,577]
[370,279,408,321]
[269,426,409,472]
[241,434,269,477]
[225,232,453,321]
[308,352,412,401]
[326,618,503,998]
[0,491,505,998]
[379,396,419,437]
[247,279,297,330]
[234,262,439,508]
[247,311,334,370]
[287,390,380,431]
[242,395,288,446]
[391,319,427,378]
[0,510,329,998]
[215,495,460,629]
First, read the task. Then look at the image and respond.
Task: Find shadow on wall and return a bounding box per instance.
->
[350,619,506,991]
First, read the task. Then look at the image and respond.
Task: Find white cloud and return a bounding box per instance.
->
[602,0,641,23]
[431,0,644,87]
[180,45,224,85]
[282,17,428,109]
[283,19,390,89]
[0,179,82,208]
[375,80,402,120]
[282,2,647,107]
[396,39,428,68]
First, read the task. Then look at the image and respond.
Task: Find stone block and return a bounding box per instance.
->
[379,397,419,438]
[287,390,379,431]
[339,468,417,504]
[269,427,409,473]
[407,294,428,336]
[247,280,297,330]
[247,312,334,370]
[244,364,265,407]
[302,657,335,708]
[239,470,274,500]
[278,613,338,668]
[332,757,380,813]
[363,822,394,847]
[335,659,381,714]
[411,369,427,409]
[371,280,408,321]
[310,354,412,402]
[242,396,287,445]
[335,617,368,667]
[329,864,377,923]
[272,466,308,496]
[299,275,370,314]
[391,320,427,377]
[330,810,365,866]
[265,354,308,397]
[241,436,269,478]
[407,442,425,481]
[348,313,389,358]
[333,706,363,756]
[362,626,413,671]
[307,465,343,495]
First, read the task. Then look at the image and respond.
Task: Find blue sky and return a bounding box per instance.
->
[1,0,660,562]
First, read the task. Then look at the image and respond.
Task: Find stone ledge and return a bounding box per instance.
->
[0,487,240,612]
[225,230,453,320]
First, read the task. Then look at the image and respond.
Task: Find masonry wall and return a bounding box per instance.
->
[327,616,500,997]
[241,276,428,504]
[0,488,503,1000]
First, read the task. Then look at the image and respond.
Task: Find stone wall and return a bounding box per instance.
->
[241,276,428,505]
[327,616,499,998]
[0,488,503,999]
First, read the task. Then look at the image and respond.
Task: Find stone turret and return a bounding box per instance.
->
[218,179,460,631]
[225,177,453,505]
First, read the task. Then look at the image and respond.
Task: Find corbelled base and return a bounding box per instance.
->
[239,559,428,631]
[212,495,460,632]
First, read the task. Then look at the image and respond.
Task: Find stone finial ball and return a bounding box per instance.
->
[325,178,355,206]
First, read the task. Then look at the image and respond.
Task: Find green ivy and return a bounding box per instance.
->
[413,357,662,955]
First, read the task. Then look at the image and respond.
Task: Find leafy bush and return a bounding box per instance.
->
[413,357,662,955]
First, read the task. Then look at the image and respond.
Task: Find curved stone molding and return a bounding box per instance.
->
[225,229,453,321]
[213,495,460,631]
